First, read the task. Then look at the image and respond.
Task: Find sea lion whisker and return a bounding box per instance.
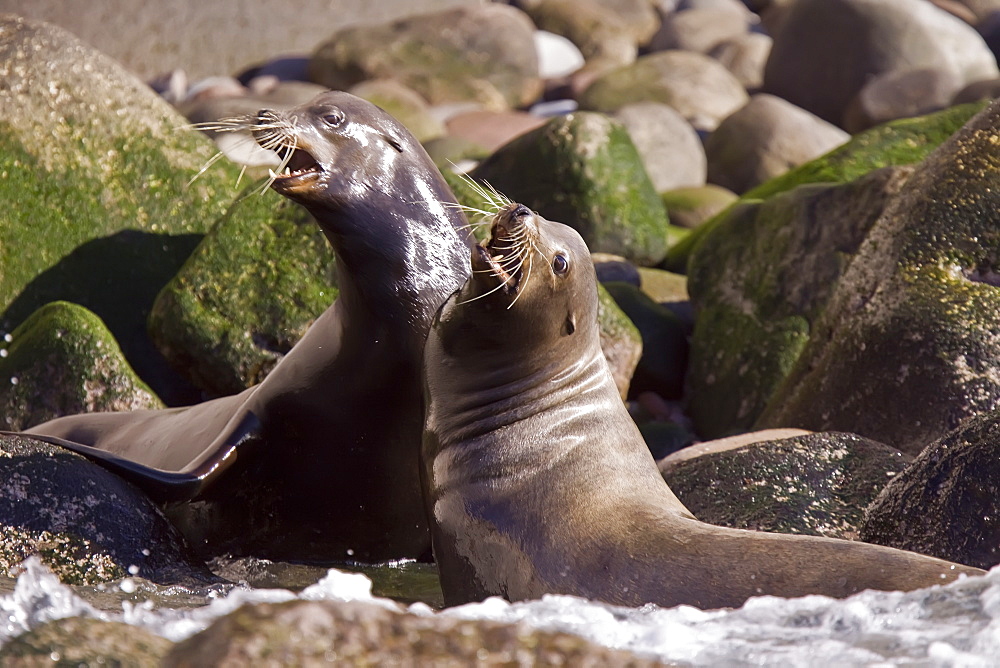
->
[187,150,229,187]
[260,132,298,195]
[506,252,533,310]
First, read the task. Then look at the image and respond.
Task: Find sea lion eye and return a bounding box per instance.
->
[552,254,569,275]
[322,110,345,127]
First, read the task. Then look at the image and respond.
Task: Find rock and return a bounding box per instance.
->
[762,0,999,125]
[309,5,542,110]
[861,409,1000,569]
[638,419,697,460]
[521,0,638,69]
[347,79,445,144]
[0,617,172,665]
[149,196,336,399]
[663,101,988,273]
[0,16,269,405]
[0,302,162,431]
[597,285,644,400]
[676,0,756,15]
[579,50,749,131]
[686,167,913,439]
[162,598,660,666]
[0,433,214,585]
[444,110,547,153]
[705,94,849,194]
[614,102,707,192]
[637,267,690,305]
[534,30,585,79]
[424,136,491,169]
[709,32,773,91]
[661,432,910,538]
[8,0,481,81]
[603,282,689,400]
[593,253,641,286]
[649,8,751,54]
[756,100,1000,454]
[660,184,738,230]
[471,112,674,266]
[952,77,1000,103]
[842,68,965,133]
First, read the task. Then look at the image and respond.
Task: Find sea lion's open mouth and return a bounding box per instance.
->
[473,203,535,296]
[268,145,322,188]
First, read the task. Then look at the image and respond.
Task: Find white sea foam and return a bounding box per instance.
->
[3,556,999,666]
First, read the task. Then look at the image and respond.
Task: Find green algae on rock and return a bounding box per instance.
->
[596,283,643,399]
[0,15,273,403]
[661,432,910,539]
[663,101,989,273]
[150,193,337,398]
[0,301,162,432]
[756,99,1000,454]
[685,168,913,439]
[309,5,542,110]
[471,112,675,266]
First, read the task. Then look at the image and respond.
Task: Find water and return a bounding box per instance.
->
[1,557,998,666]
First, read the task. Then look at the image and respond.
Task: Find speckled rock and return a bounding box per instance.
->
[308,5,542,110]
[660,184,738,230]
[0,301,162,432]
[762,0,999,124]
[614,102,707,193]
[861,411,1000,569]
[686,167,913,439]
[579,50,749,131]
[603,282,688,400]
[0,433,214,586]
[149,195,336,399]
[661,432,910,539]
[522,0,638,69]
[0,15,277,405]
[471,112,674,266]
[842,67,965,133]
[347,79,445,144]
[861,410,1000,569]
[757,99,1000,454]
[706,94,849,194]
[0,617,171,666]
[663,101,987,273]
[597,284,644,400]
[162,598,661,666]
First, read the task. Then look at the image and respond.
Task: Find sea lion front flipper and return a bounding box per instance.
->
[6,411,263,504]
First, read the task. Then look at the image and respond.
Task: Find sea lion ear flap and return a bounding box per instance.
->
[563,314,576,336]
[383,134,404,153]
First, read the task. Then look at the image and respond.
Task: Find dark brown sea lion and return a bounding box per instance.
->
[421,198,983,609]
[19,91,475,563]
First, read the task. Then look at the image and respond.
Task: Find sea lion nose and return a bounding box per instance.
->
[513,205,531,218]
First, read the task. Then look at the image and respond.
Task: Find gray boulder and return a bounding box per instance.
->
[649,8,751,54]
[614,102,707,192]
[762,0,998,125]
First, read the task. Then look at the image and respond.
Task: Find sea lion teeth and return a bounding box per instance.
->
[422,201,984,611]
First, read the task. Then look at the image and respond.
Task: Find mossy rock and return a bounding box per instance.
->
[0,617,172,666]
[661,432,910,539]
[757,100,1000,454]
[596,283,643,399]
[0,301,162,432]
[661,184,738,230]
[471,112,675,266]
[0,16,273,404]
[663,101,989,273]
[636,267,688,304]
[149,193,337,398]
[603,282,688,400]
[685,168,912,439]
[308,5,542,110]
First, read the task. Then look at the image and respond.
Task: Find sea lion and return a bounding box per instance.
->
[18,91,475,563]
[421,197,983,610]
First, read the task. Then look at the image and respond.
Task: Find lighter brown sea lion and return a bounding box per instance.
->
[421,198,983,609]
